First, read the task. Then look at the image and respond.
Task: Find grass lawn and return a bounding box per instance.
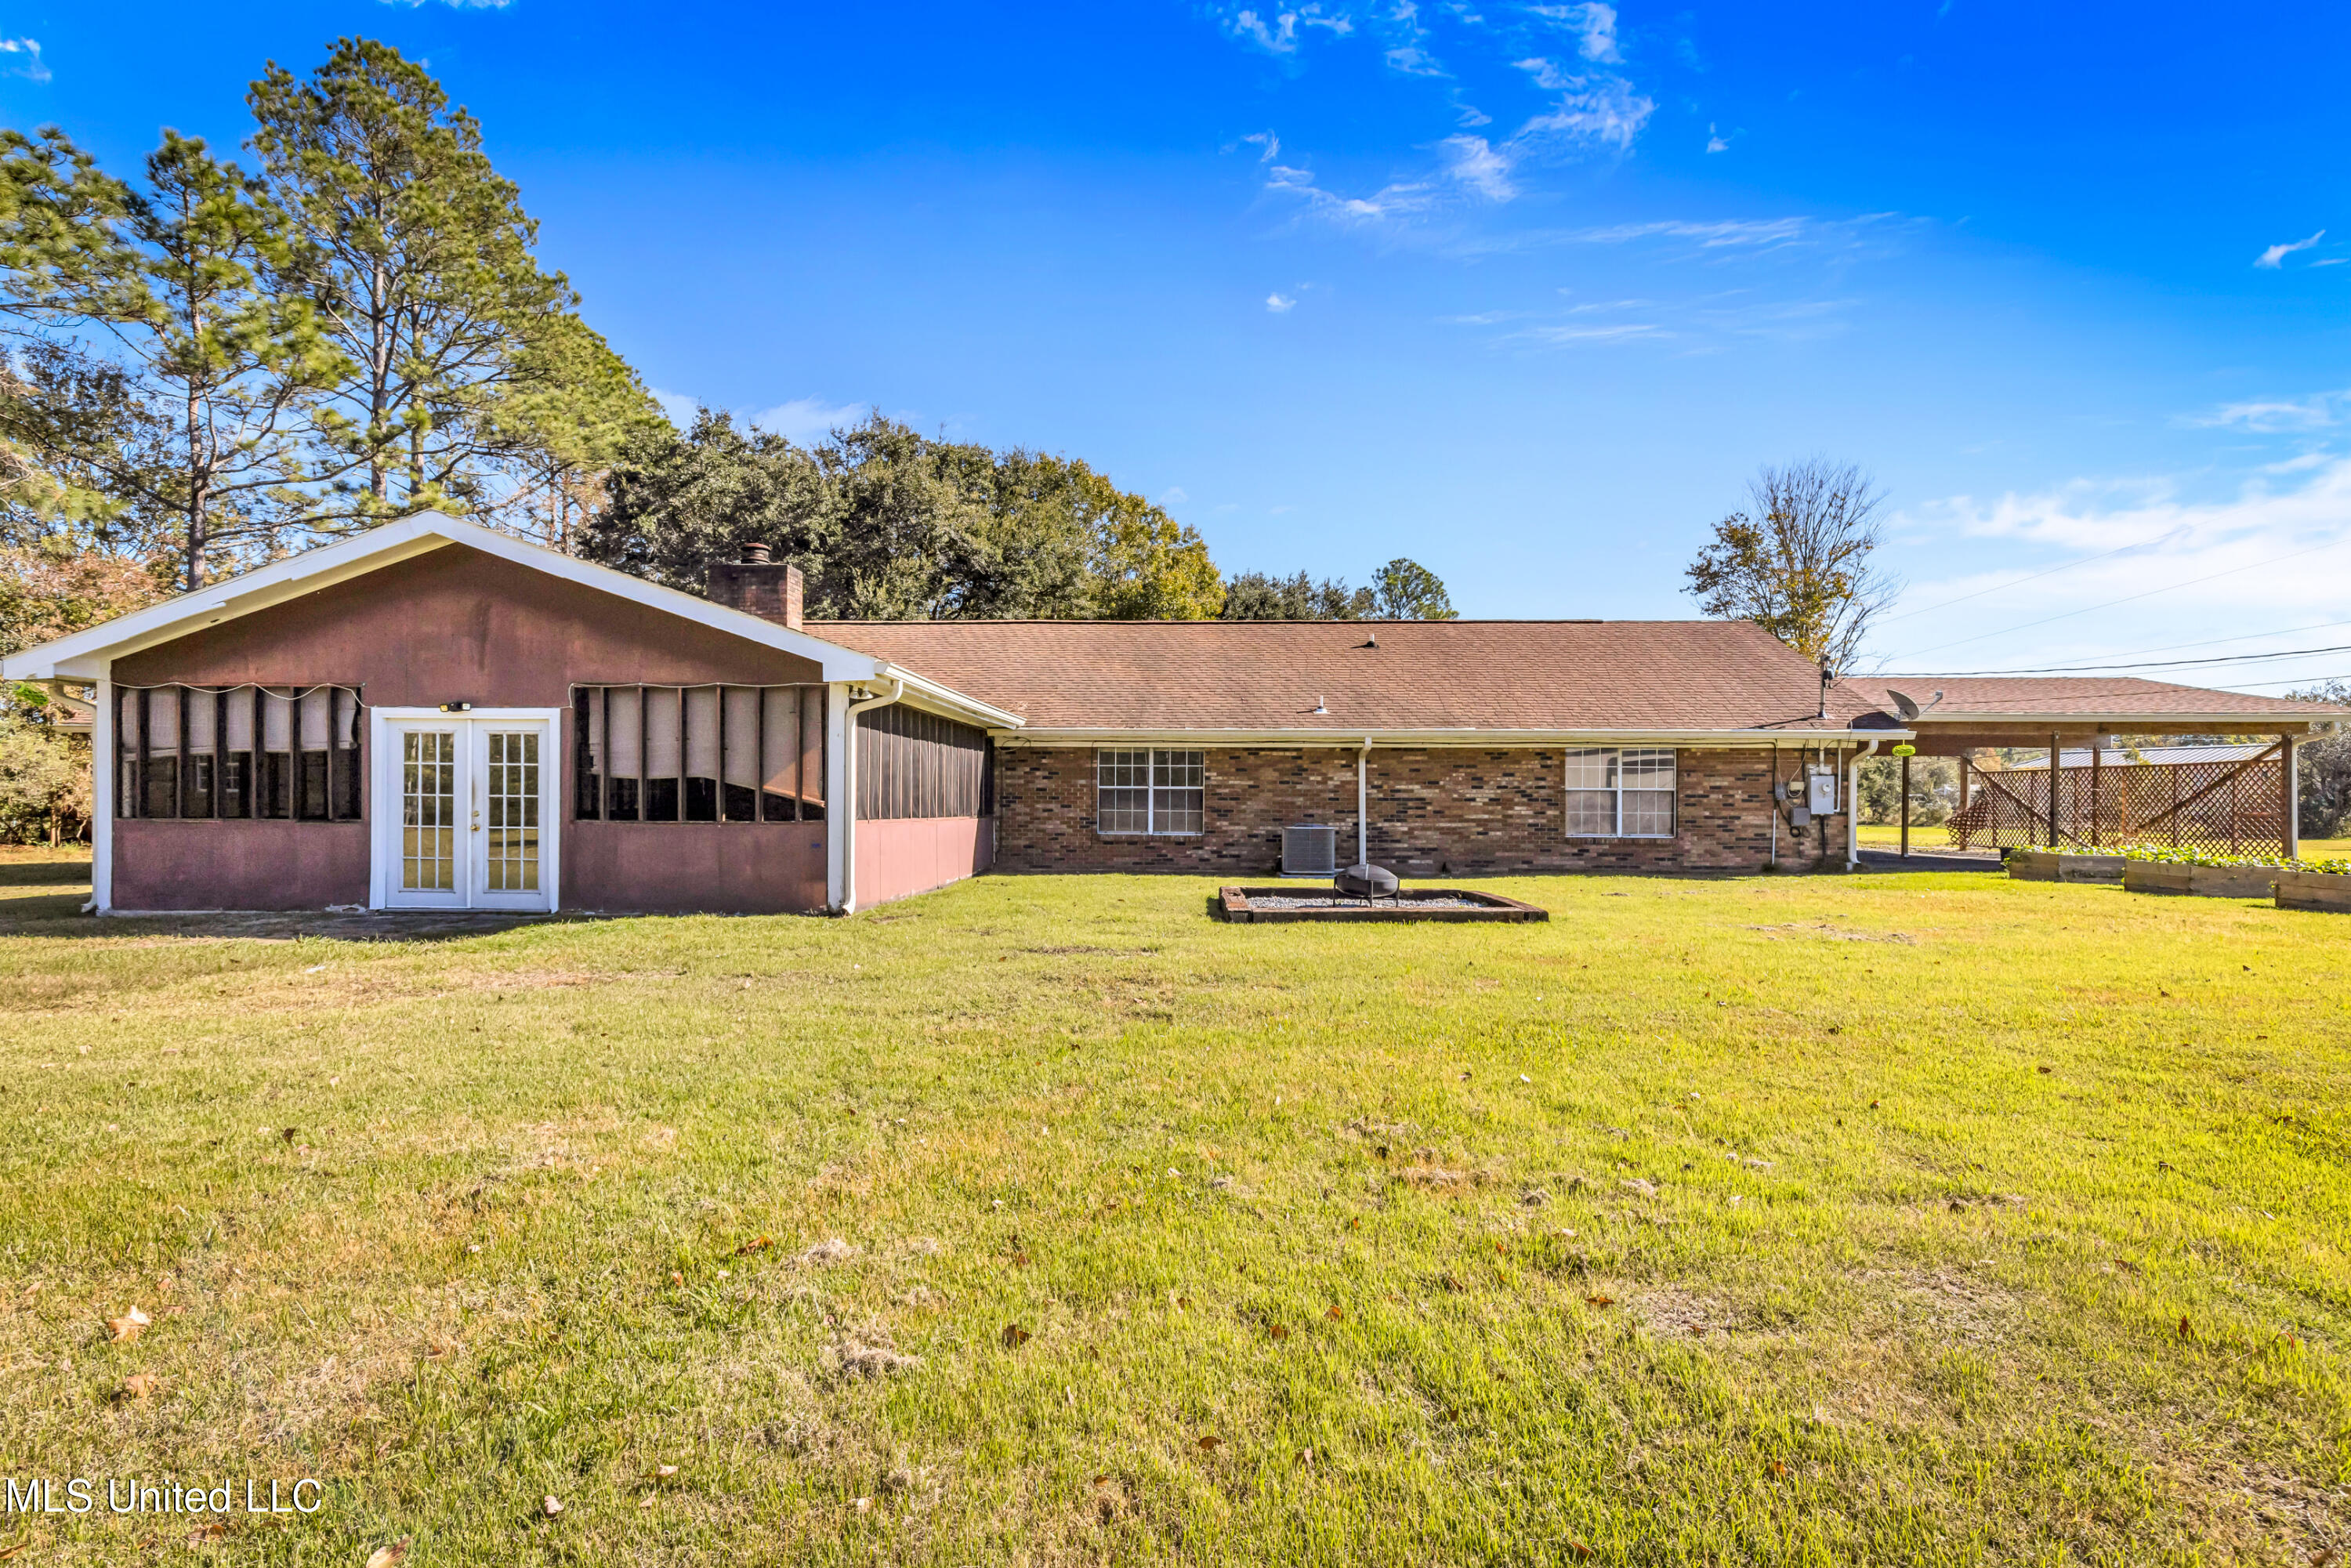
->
[2,850,2346,1565]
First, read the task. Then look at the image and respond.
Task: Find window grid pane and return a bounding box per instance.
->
[400,730,457,891]
[1565,748,1677,839]
[1097,748,1151,834]
[1621,789,1675,837]
[1565,789,1617,837]
[1151,749,1205,835]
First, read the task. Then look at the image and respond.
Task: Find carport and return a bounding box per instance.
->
[1860,677,2335,860]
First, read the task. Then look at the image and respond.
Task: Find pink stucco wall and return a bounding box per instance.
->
[854,817,994,907]
[113,819,370,911]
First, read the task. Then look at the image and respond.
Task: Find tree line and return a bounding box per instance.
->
[0,37,1457,840]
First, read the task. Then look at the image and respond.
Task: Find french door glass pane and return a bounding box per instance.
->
[484,730,541,892]
[402,731,457,891]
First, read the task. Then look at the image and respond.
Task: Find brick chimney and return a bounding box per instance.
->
[708,542,804,631]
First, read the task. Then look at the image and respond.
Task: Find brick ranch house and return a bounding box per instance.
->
[5,516,2327,914]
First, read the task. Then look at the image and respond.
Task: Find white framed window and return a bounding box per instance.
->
[1565,747,1677,838]
[1097,748,1205,835]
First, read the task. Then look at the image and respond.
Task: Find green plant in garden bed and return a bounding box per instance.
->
[2116,842,2351,874]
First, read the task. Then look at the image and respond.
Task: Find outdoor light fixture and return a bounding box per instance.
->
[437,701,474,713]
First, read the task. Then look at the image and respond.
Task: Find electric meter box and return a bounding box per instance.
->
[1805,765,1839,816]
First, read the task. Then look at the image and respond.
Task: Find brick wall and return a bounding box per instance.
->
[991,745,1852,875]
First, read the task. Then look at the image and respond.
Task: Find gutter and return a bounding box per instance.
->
[874,662,1024,732]
[993,726,1912,748]
[839,678,904,914]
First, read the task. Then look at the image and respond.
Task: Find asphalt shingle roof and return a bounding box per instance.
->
[1861,675,2327,722]
[813,618,1883,733]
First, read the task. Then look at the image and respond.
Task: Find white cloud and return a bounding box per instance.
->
[1527,2,1621,63]
[1266,292,1297,312]
[1570,216,1813,248]
[1882,457,2351,664]
[2255,230,2324,269]
[1225,5,1353,53]
[650,388,699,429]
[1506,74,1653,156]
[1241,131,1281,163]
[1513,56,1570,90]
[2189,389,2350,433]
[1262,159,1434,223]
[1522,320,1668,344]
[378,0,514,8]
[752,397,868,444]
[1706,123,1730,153]
[1159,487,1190,506]
[1436,134,1516,201]
[0,37,49,83]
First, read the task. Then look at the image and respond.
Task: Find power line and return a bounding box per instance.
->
[1875,525,2186,625]
[1876,640,2351,677]
[1882,538,2351,661]
[1923,614,2351,671]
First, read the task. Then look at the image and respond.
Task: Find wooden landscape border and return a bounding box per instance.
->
[1215,887,1549,924]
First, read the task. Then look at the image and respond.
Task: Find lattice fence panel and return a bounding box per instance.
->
[1948,755,2284,856]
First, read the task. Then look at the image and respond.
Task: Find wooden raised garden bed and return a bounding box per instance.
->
[2274,869,2351,913]
[1216,887,1549,924]
[2123,862,2278,900]
[2006,849,2125,884]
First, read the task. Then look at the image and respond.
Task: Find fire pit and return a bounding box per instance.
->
[1216,886,1548,923]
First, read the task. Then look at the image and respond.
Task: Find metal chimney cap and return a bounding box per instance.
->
[740,541,772,564]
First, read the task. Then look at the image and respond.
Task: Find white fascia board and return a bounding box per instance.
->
[993,726,1911,747]
[0,516,1020,731]
[1913,710,2317,728]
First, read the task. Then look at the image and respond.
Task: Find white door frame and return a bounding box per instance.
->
[368,707,563,912]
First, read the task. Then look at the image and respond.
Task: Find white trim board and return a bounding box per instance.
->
[994,729,1906,748]
[0,515,1023,732]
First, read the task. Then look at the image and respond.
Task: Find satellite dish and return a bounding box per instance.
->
[1885,687,1945,721]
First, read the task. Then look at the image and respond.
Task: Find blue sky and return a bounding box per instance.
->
[5,2,2348,688]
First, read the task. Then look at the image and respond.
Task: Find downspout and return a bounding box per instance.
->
[1846,739,1879,871]
[1356,737,1372,869]
[840,678,903,914]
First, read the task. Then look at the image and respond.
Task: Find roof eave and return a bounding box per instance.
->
[993,726,1912,746]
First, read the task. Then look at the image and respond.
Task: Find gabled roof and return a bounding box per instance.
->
[0,516,1023,730]
[809,617,1895,739]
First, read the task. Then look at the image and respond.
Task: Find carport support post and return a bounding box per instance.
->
[1898,752,1911,859]
[2047,731,2061,848]
[2284,733,2299,860]
[1356,739,1371,868]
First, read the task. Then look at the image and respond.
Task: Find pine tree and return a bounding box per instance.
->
[0,128,338,588]
[248,37,571,523]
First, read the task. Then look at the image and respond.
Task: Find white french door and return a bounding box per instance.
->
[373,713,560,912]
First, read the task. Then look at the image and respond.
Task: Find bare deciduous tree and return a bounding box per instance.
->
[1683,457,1899,671]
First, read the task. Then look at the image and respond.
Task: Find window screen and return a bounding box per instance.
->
[1096,748,1205,835]
[573,685,827,823]
[114,684,361,821]
[1563,747,1676,838]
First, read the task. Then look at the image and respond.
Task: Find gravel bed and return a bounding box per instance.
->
[1241,893,1496,911]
